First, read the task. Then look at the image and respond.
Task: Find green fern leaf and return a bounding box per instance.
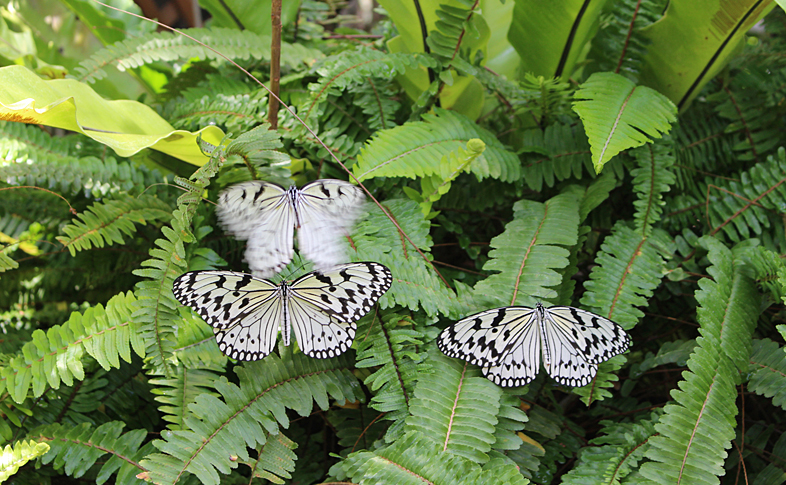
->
[303,48,434,130]
[474,192,580,307]
[57,194,172,255]
[73,28,321,83]
[577,224,674,403]
[640,237,758,485]
[335,432,527,485]
[0,439,49,481]
[242,432,297,483]
[573,72,677,172]
[141,348,362,485]
[405,350,502,463]
[562,414,658,484]
[519,122,595,192]
[748,339,786,410]
[31,421,148,484]
[354,311,429,441]
[0,251,17,273]
[353,198,456,317]
[353,108,521,183]
[630,141,676,234]
[150,367,221,430]
[0,292,143,404]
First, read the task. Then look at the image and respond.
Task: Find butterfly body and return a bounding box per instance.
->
[438,303,631,388]
[217,179,365,278]
[173,262,392,361]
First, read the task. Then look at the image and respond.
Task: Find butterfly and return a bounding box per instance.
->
[217,179,365,278]
[437,303,631,387]
[172,262,392,361]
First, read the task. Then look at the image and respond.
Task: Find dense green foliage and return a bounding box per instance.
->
[1,0,786,484]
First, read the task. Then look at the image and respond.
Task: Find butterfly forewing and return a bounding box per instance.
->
[217,181,295,278]
[545,307,631,363]
[172,271,279,330]
[296,180,365,272]
[437,307,539,367]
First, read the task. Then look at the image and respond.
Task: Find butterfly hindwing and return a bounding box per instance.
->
[172,263,391,362]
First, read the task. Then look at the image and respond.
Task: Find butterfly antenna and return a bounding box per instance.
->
[89,0,450,289]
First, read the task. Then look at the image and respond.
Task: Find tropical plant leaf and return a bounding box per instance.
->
[573,72,677,172]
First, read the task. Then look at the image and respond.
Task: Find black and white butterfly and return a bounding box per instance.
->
[437,303,631,387]
[173,262,392,361]
[216,179,365,278]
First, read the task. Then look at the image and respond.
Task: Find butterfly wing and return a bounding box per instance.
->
[217,181,295,278]
[540,306,630,387]
[437,307,540,368]
[288,262,392,358]
[295,180,365,271]
[172,271,282,361]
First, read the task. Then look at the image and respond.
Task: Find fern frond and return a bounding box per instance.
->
[671,105,737,191]
[149,367,221,430]
[630,141,676,234]
[748,339,786,410]
[354,108,521,183]
[336,432,527,485]
[586,0,661,81]
[73,28,322,84]
[0,251,18,273]
[0,121,158,196]
[517,73,575,126]
[241,432,297,483]
[490,391,529,454]
[694,237,760,372]
[328,405,387,456]
[562,414,658,484]
[405,138,485,215]
[640,236,758,485]
[30,421,149,484]
[167,92,268,133]
[629,339,696,379]
[0,292,143,404]
[713,69,783,163]
[57,194,172,255]
[354,311,429,441]
[473,192,580,307]
[353,198,456,317]
[577,224,673,403]
[141,349,362,485]
[303,48,433,129]
[701,147,786,246]
[0,439,49,481]
[519,122,595,192]
[746,245,786,302]
[133,152,224,375]
[172,310,228,370]
[404,350,502,464]
[573,72,677,172]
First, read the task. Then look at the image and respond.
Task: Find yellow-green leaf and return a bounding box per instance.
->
[0,65,224,166]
